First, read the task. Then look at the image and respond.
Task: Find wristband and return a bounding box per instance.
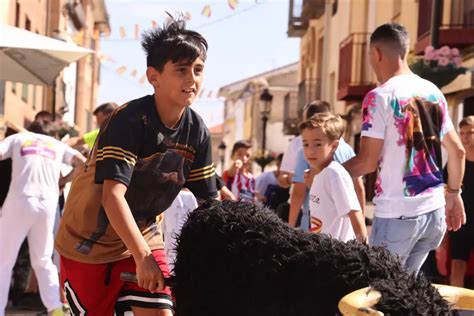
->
[445,185,462,194]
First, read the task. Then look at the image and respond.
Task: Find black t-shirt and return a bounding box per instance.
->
[444,159,474,218]
[95,94,217,219]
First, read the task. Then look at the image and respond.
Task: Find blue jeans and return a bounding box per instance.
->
[369,207,446,273]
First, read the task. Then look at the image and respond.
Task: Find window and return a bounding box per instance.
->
[21,84,28,102]
[15,1,20,27]
[25,15,31,31]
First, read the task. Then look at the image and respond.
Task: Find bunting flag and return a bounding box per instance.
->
[119,26,126,39]
[185,11,192,21]
[151,20,158,28]
[130,69,137,77]
[228,0,239,10]
[116,66,127,74]
[199,89,205,98]
[93,29,100,41]
[139,74,147,85]
[134,24,140,40]
[201,5,211,18]
[207,90,213,98]
[73,31,84,45]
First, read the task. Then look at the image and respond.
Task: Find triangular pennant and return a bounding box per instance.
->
[201,5,211,18]
[130,69,137,77]
[185,11,192,21]
[151,20,158,28]
[228,0,239,10]
[139,74,147,85]
[116,66,127,74]
[207,90,213,98]
[134,24,140,40]
[199,89,205,98]
[119,26,126,39]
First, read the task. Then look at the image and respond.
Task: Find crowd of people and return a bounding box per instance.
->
[0,16,472,316]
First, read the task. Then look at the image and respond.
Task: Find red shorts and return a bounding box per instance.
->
[60,249,172,315]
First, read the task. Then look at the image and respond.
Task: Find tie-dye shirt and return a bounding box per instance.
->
[361,74,453,218]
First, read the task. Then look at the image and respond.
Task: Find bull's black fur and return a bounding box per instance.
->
[173,200,450,315]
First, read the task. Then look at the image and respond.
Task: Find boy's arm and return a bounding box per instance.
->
[102,179,165,291]
[0,135,14,160]
[353,177,366,214]
[288,182,306,227]
[348,210,368,243]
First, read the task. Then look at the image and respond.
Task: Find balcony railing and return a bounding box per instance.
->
[337,33,375,101]
[288,0,324,37]
[414,0,474,54]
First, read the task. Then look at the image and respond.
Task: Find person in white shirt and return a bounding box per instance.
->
[0,120,85,316]
[300,113,367,242]
[343,23,466,273]
[162,189,198,273]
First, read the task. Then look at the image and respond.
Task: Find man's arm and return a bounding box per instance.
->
[353,177,366,214]
[343,137,384,177]
[277,171,293,189]
[288,182,306,227]
[102,179,165,291]
[442,129,466,231]
[59,153,87,188]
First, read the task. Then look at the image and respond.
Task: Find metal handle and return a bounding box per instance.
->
[120,272,175,288]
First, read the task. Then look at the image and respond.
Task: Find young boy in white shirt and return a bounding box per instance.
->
[300,113,367,242]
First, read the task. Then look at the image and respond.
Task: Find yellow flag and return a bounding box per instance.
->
[73,31,84,45]
[139,74,147,85]
[93,29,100,41]
[116,66,127,75]
[119,26,126,39]
[228,0,239,10]
[201,5,211,18]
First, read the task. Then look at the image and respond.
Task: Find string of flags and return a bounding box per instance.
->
[96,0,261,96]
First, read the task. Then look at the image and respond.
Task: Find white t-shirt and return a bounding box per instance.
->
[309,161,361,242]
[0,132,79,200]
[162,190,198,272]
[361,74,454,218]
[280,135,302,173]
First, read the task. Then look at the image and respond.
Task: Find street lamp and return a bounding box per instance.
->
[218,141,227,174]
[259,88,273,152]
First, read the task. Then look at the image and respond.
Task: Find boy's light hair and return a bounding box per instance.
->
[299,112,345,142]
[459,115,474,128]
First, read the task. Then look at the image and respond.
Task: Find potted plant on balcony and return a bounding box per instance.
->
[253,149,276,172]
[410,45,467,88]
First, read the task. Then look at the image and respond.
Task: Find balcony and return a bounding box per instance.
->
[288,0,324,37]
[283,91,299,135]
[414,0,474,54]
[298,78,321,110]
[337,33,375,101]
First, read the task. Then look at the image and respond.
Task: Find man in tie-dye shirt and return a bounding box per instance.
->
[343,23,466,273]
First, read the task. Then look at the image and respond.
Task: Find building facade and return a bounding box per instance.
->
[218,63,299,175]
[0,0,110,139]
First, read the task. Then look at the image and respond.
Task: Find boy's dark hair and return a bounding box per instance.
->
[34,111,53,123]
[370,23,409,59]
[93,102,118,116]
[231,140,252,157]
[303,100,330,120]
[141,14,208,71]
[29,120,57,138]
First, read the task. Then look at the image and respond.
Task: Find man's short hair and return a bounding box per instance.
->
[28,120,57,138]
[141,14,208,72]
[34,111,53,123]
[93,102,118,116]
[299,112,345,142]
[231,140,252,156]
[303,100,331,120]
[370,23,409,59]
[459,115,474,128]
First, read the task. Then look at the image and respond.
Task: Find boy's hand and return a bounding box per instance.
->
[134,252,165,292]
[234,159,243,170]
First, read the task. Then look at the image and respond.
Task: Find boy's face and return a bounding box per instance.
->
[232,147,251,166]
[460,124,474,149]
[148,57,204,108]
[301,127,338,169]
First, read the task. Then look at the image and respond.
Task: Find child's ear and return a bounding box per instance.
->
[146,67,160,88]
